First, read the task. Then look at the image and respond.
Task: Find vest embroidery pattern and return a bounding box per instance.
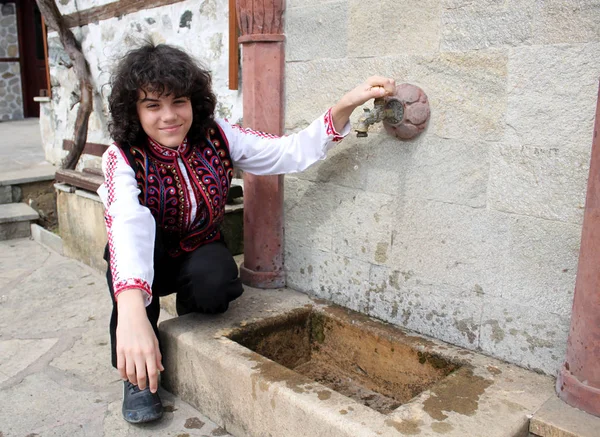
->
[124,124,233,256]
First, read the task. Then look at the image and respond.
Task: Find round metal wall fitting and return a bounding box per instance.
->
[383,83,430,140]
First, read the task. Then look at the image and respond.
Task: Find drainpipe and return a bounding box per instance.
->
[235,0,286,288]
[556,81,600,417]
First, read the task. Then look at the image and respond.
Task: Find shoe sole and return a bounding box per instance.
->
[122,404,163,424]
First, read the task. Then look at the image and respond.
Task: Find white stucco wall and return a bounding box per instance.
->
[283,0,600,375]
[41,0,241,168]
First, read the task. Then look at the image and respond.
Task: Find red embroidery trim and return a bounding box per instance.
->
[104,149,152,303]
[324,108,344,142]
[231,123,281,139]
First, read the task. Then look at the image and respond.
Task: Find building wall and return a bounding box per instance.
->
[41,0,241,168]
[0,2,24,120]
[283,0,600,375]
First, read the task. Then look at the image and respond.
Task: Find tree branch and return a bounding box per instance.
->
[36,0,93,170]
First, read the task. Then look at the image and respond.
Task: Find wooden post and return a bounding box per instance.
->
[228,0,238,91]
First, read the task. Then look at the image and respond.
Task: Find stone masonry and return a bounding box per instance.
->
[283,0,600,375]
[0,2,23,121]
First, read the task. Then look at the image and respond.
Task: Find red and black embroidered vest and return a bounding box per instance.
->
[121,123,234,256]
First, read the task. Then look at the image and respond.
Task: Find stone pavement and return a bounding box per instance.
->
[0,118,48,173]
[0,238,235,437]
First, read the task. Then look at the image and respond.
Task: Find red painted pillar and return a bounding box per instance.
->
[556,82,600,417]
[236,0,286,288]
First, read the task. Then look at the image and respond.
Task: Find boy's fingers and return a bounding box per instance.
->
[135,358,147,391]
[117,352,127,380]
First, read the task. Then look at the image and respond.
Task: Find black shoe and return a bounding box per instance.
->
[122,381,163,424]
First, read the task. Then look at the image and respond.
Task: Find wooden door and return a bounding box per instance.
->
[17,0,49,117]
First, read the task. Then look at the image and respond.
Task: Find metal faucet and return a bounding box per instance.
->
[355,97,405,138]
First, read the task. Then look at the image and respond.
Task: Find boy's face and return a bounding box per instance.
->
[136,89,193,148]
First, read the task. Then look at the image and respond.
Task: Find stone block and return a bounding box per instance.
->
[441,0,535,50]
[0,185,11,204]
[293,136,370,191]
[56,188,107,273]
[496,214,581,319]
[388,200,509,297]
[284,241,333,300]
[368,264,485,349]
[401,136,490,208]
[506,43,600,150]
[284,238,372,313]
[533,0,600,45]
[488,143,590,224]
[284,177,353,252]
[0,220,31,240]
[331,190,395,266]
[348,0,441,57]
[530,396,600,437]
[286,2,348,62]
[479,297,569,375]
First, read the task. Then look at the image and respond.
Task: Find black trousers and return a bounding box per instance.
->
[105,234,244,368]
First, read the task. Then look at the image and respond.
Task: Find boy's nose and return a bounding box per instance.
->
[161,107,177,121]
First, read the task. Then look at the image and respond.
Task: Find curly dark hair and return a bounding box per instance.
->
[108,43,217,148]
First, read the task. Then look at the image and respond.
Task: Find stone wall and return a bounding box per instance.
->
[0,2,24,121]
[283,0,600,375]
[41,0,241,168]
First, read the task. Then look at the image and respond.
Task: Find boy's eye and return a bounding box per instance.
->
[174,99,187,104]
[146,104,159,109]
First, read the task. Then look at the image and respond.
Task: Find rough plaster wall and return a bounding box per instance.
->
[0,2,24,120]
[283,0,600,375]
[41,0,241,167]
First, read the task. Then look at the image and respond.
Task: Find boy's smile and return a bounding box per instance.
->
[136,89,193,148]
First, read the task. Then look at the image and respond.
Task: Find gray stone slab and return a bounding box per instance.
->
[0,163,56,186]
[0,238,236,436]
[0,338,58,384]
[530,396,600,437]
[0,202,39,223]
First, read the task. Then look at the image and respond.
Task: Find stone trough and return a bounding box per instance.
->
[159,287,555,437]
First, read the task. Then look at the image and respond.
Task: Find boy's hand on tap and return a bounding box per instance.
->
[331,76,396,133]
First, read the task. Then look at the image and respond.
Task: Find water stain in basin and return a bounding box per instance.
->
[431,422,454,434]
[385,418,423,435]
[318,390,332,400]
[423,369,492,421]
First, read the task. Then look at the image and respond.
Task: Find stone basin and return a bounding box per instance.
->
[229,306,460,415]
[159,287,555,437]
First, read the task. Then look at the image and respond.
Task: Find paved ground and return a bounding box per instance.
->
[0,118,47,172]
[0,238,235,437]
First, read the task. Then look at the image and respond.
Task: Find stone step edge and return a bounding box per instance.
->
[0,202,40,224]
[30,223,64,255]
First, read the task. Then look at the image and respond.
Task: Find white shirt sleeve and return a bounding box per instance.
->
[216,108,351,175]
[97,145,156,306]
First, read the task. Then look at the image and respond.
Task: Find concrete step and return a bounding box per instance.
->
[0,203,39,240]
